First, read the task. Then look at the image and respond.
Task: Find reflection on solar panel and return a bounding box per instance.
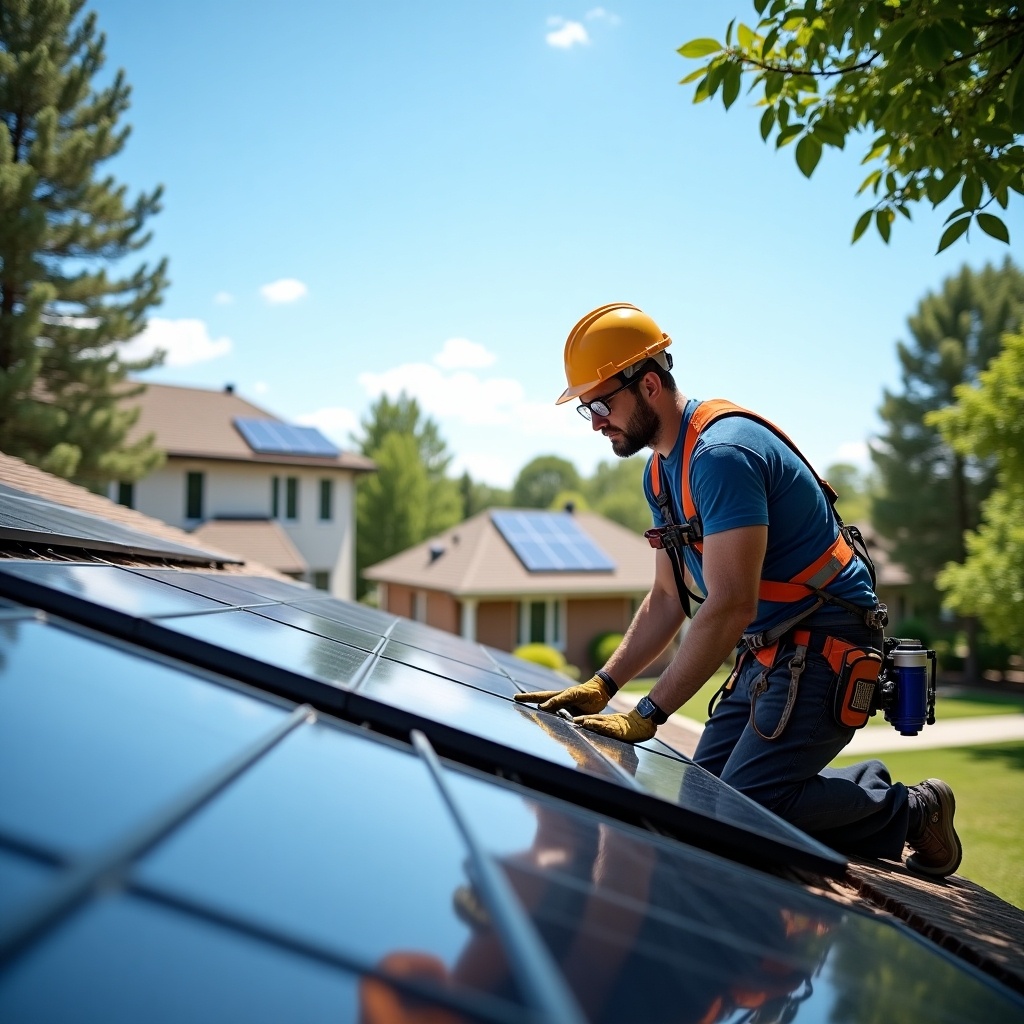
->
[1,471,1022,1022]
[0,485,234,565]
[491,510,615,572]
[234,417,340,458]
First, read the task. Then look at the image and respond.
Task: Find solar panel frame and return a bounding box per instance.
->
[490,510,616,573]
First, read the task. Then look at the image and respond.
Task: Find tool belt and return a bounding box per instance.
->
[712,612,886,740]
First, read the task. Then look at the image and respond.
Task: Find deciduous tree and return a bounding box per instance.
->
[0,0,168,486]
[512,455,581,509]
[679,1,1023,251]
[929,330,1024,647]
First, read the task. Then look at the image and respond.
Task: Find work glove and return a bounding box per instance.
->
[513,673,614,716]
[573,707,657,744]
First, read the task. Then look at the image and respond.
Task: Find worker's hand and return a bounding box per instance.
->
[573,707,657,744]
[512,673,613,716]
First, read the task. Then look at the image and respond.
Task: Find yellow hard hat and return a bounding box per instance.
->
[556,302,672,405]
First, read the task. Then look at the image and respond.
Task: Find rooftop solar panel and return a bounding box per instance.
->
[490,510,615,573]
[0,485,235,565]
[234,417,340,458]
[0,605,1018,1022]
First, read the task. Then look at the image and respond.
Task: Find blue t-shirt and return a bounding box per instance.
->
[642,398,877,633]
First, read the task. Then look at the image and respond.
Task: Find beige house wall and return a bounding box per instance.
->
[565,596,635,673]
[428,591,459,634]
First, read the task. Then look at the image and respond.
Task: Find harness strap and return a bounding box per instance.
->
[750,639,807,741]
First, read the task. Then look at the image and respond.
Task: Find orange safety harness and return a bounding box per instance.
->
[645,399,885,669]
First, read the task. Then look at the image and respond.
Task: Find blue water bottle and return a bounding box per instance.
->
[886,641,929,736]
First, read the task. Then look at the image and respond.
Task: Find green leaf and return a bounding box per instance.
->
[857,169,882,195]
[763,25,780,55]
[737,22,754,50]
[936,216,970,253]
[760,106,776,141]
[754,0,769,14]
[876,209,892,244]
[722,62,742,109]
[679,38,724,58]
[776,124,803,148]
[927,171,962,205]
[795,134,822,177]
[914,25,948,71]
[852,209,872,243]
[765,70,784,101]
[961,175,983,210]
[977,213,1010,244]
[692,75,710,103]
[726,18,735,47]
[679,67,706,85]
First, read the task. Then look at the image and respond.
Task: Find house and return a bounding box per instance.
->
[113,382,374,599]
[363,505,670,674]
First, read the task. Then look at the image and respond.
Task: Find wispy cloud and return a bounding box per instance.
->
[296,406,361,444]
[119,317,232,367]
[433,337,497,370]
[260,278,308,304]
[546,17,589,48]
[213,291,234,305]
[586,7,620,25]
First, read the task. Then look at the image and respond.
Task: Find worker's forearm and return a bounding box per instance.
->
[602,589,685,686]
[648,598,749,715]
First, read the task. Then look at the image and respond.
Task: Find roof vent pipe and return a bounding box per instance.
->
[428,543,445,563]
[224,383,235,394]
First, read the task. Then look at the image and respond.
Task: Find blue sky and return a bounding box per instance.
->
[98,0,1021,488]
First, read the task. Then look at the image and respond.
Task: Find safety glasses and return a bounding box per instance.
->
[576,375,641,420]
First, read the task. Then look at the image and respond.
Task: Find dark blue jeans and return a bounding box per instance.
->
[692,612,909,860]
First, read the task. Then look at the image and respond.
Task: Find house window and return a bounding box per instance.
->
[313,570,330,591]
[412,591,427,623]
[519,599,563,649]
[116,482,134,509]
[285,477,299,520]
[185,472,204,520]
[271,476,280,518]
[319,479,333,521]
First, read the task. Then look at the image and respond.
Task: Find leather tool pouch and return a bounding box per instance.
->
[829,644,882,729]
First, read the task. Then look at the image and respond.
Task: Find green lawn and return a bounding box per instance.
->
[833,743,1024,909]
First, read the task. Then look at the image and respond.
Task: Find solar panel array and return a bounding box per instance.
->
[0,552,1021,1020]
[233,418,340,458]
[0,484,235,565]
[491,510,616,573]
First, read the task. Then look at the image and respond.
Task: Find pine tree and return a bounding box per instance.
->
[871,260,1024,673]
[0,0,168,487]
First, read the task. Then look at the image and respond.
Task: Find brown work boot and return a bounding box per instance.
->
[905,778,962,878]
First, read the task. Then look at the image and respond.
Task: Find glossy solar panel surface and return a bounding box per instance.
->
[0,602,1019,1023]
[0,559,845,874]
[233,417,340,457]
[490,510,615,572]
[0,485,233,564]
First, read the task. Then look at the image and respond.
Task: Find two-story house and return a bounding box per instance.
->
[113,383,374,599]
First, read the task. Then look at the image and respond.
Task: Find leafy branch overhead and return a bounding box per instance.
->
[679,1,1023,252]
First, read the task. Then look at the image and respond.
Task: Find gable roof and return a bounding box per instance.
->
[191,519,308,576]
[125,382,375,471]
[363,508,653,597]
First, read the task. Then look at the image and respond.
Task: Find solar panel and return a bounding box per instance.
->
[491,510,615,572]
[0,485,235,565]
[234,417,340,458]
[0,606,1018,1022]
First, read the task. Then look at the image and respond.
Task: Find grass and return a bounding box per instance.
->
[833,742,1024,909]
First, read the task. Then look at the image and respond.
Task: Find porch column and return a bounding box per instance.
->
[460,598,477,642]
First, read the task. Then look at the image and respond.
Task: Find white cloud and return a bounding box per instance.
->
[260,278,308,304]
[296,406,361,445]
[546,18,589,48]
[586,7,620,24]
[213,291,234,305]
[119,317,232,367]
[251,381,269,395]
[433,337,497,370]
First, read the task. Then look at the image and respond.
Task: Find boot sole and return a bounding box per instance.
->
[906,779,963,878]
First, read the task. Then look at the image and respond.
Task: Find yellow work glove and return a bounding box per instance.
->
[512,672,614,716]
[573,707,657,744]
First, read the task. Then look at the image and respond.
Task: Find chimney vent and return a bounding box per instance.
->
[224,383,235,394]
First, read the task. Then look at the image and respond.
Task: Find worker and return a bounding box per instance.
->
[515,302,962,877]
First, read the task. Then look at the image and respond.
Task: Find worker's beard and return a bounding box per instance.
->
[609,393,660,458]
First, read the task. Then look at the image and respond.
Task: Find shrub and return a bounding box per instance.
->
[589,630,624,671]
[891,617,933,647]
[512,643,581,680]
